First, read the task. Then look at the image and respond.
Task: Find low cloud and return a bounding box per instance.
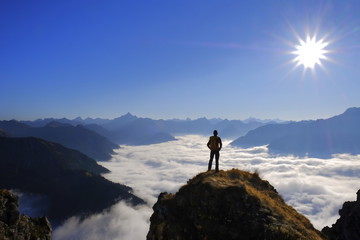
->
[53,135,360,239]
[53,202,152,240]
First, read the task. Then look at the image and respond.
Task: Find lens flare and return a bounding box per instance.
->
[292,35,329,69]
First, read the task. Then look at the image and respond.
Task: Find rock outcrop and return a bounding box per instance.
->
[322,190,360,240]
[0,189,51,240]
[147,169,325,240]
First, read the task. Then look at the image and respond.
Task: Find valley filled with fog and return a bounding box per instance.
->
[53,135,360,240]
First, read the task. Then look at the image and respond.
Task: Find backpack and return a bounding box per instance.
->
[209,136,219,150]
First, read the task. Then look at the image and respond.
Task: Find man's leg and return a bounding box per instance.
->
[208,151,215,171]
[215,151,220,172]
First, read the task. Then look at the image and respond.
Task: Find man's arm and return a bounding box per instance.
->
[207,138,211,149]
[218,137,222,150]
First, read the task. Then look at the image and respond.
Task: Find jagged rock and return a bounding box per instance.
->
[322,190,360,240]
[0,189,51,240]
[147,169,325,240]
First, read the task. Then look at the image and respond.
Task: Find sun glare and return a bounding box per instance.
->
[292,35,329,70]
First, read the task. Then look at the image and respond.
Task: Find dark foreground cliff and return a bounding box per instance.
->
[322,190,360,240]
[147,169,325,240]
[0,189,51,240]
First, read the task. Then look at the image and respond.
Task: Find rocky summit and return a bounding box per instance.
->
[322,190,360,240]
[147,169,325,240]
[0,189,51,240]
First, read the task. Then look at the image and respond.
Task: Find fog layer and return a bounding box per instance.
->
[53,135,360,239]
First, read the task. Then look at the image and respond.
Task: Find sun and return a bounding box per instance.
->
[292,35,329,69]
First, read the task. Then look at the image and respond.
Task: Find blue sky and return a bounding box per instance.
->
[1,0,360,121]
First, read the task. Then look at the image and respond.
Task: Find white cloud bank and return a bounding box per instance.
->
[53,135,360,239]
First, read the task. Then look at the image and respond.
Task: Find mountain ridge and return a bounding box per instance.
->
[0,136,144,227]
[147,169,325,240]
[19,113,279,141]
[231,107,360,158]
[0,120,118,161]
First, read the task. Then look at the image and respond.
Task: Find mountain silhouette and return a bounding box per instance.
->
[17,113,275,147]
[322,189,360,240]
[214,119,268,138]
[22,117,82,127]
[109,118,176,145]
[231,107,360,158]
[93,114,176,145]
[0,120,119,161]
[156,117,268,138]
[22,117,112,127]
[0,136,144,227]
[157,117,213,135]
[147,169,325,240]
[18,114,175,146]
[101,112,138,131]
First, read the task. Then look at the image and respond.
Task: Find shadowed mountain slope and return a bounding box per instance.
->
[0,137,144,227]
[110,118,176,145]
[17,113,276,147]
[0,120,118,161]
[96,115,176,145]
[147,169,325,240]
[231,107,360,158]
[156,117,268,138]
[0,136,108,175]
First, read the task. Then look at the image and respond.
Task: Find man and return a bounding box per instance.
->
[207,130,222,172]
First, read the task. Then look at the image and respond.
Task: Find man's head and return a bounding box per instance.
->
[213,130,218,136]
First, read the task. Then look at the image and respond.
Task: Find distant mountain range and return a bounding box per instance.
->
[0,136,144,227]
[92,114,278,139]
[89,114,256,144]
[93,114,176,145]
[0,120,118,161]
[231,107,360,158]
[19,113,278,144]
[4,108,360,158]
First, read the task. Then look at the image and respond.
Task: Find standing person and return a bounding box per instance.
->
[207,130,222,172]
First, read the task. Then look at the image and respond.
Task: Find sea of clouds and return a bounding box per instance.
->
[53,135,360,240]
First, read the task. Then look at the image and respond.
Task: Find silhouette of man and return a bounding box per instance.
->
[207,130,222,172]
